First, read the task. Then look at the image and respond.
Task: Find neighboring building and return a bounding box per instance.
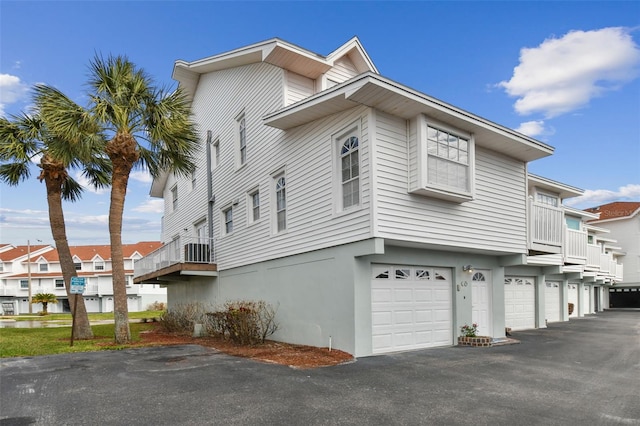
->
[0,242,166,315]
[133,37,625,357]
[585,202,640,308]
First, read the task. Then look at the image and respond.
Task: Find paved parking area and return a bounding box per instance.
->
[1,310,638,425]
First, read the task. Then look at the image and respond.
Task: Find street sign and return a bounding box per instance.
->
[70,277,86,294]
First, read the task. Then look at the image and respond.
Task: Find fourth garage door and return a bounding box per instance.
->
[371,265,452,354]
[504,277,536,331]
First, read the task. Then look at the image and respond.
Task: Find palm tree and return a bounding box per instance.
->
[38,55,199,344]
[32,292,58,315]
[0,104,109,339]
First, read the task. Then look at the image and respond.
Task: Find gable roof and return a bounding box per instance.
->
[173,36,378,105]
[0,245,52,262]
[585,201,640,223]
[265,73,554,162]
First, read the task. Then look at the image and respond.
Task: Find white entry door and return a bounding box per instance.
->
[545,282,561,323]
[504,277,536,331]
[472,270,492,337]
[568,284,579,318]
[372,265,452,354]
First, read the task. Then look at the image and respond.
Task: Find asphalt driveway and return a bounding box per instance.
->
[1,310,638,425]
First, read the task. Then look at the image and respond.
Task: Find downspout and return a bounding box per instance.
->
[206,131,215,258]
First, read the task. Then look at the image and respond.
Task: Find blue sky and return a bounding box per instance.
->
[1,1,639,246]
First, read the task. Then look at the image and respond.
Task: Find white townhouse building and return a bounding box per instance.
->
[585,202,640,308]
[133,37,624,357]
[0,242,166,315]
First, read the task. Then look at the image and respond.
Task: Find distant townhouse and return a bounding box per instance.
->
[0,242,166,315]
[133,37,625,356]
[585,201,640,308]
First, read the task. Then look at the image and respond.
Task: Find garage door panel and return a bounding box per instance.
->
[545,282,561,323]
[372,265,452,354]
[504,277,536,331]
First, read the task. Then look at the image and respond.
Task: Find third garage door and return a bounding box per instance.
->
[372,265,452,354]
[545,282,561,323]
[504,277,536,331]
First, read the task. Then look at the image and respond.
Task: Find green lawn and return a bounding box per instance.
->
[0,322,158,358]
[2,310,164,322]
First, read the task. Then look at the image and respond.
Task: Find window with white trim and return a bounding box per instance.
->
[237,113,247,166]
[94,260,105,271]
[20,279,28,289]
[39,263,48,272]
[222,206,233,235]
[74,262,82,271]
[340,136,360,209]
[55,279,64,289]
[536,191,559,207]
[191,169,196,190]
[171,185,178,211]
[409,115,474,202]
[248,189,260,224]
[274,174,286,232]
[211,138,220,169]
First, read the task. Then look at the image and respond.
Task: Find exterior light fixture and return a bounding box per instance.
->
[463,265,474,273]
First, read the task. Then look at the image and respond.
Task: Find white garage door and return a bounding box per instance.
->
[372,265,452,354]
[545,282,561,323]
[584,286,592,314]
[568,284,579,318]
[504,277,536,331]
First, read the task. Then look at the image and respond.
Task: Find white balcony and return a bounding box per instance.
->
[564,228,587,264]
[529,201,564,254]
[133,236,217,284]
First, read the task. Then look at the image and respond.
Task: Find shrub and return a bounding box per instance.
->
[160,302,210,333]
[206,300,278,345]
[147,301,166,311]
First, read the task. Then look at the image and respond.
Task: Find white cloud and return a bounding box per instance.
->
[132,198,164,214]
[499,27,640,118]
[565,184,640,208]
[130,169,153,184]
[0,73,29,117]
[515,120,547,137]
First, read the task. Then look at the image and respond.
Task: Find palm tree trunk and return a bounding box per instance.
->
[43,162,94,339]
[107,134,138,344]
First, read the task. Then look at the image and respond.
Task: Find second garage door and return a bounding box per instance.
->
[372,265,452,354]
[545,282,561,323]
[504,277,536,331]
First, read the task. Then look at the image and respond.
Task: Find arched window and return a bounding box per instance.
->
[275,176,286,232]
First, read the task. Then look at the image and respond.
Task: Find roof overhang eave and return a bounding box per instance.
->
[264,74,554,162]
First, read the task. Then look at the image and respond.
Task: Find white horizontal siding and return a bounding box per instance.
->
[285,71,315,106]
[374,110,528,254]
[325,56,359,85]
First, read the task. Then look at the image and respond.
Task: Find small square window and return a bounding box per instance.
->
[55,279,65,289]
[95,261,105,271]
[20,280,28,289]
[39,263,48,272]
[74,262,82,271]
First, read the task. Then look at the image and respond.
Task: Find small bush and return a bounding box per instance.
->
[206,300,278,345]
[147,301,166,311]
[160,302,210,333]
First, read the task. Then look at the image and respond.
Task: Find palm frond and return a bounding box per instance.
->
[60,176,84,202]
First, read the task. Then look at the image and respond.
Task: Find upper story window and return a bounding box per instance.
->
[237,113,247,167]
[536,192,559,207]
[74,262,82,271]
[0,262,4,272]
[426,125,469,193]
[191,169,196,190]
[223,206,233,235]
[566,217,581,231]
[39,263,48,272]
[275,174,286,232]
[20,279,28,289]
[248,189,260,224]
[94,261,105,271]
[340,136,360,209]
[55,279,64,289]
[409,115,474,203]
[195,220,208,243]
[211,138,220,169]
[171,185,178,211]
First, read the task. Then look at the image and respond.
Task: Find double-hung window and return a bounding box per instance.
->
[275,174,286,232]
[39,263,48,272]
[340,136,360,209]
[20,279,28,289]
[248,189,260,224]
[171,185,178,211]
[409,115,474,202]
[55,279,65,289]
[237,113,247,167]
[223,207,233,235]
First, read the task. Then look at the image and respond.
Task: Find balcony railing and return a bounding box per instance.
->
[564,228,587,261]
[586,244,601,268]
[134,236,216,279]
[529,201,564,250]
